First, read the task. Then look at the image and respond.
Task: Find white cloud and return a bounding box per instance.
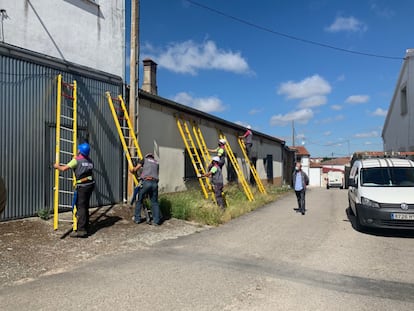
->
[270,109,313,126]
[278,75,331,99]
[331,105,342,110]
[336,74,345,82]
[249,108,262,115]
[235,121,251,128]
[325,16,367,33]
[370,3,394,19]
[299,95,327,108]
[315,114,345,124]
[143,40,250,75]
[173,92,226,113]
[324,131,332,136]
[371,108,388,116]
[345,95,370,104]
[354,131,379,138]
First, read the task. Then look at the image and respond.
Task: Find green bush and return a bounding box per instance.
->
[37,208,51,220]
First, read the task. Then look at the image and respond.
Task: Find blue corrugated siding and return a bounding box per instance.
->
[0,50,123,220]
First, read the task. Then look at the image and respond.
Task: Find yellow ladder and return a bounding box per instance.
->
[176,117,213,200]
[219,132,254,201]
[238,138,266,194]
[191,121,211,168]
[105,92,143,186]
[53,74,78,230]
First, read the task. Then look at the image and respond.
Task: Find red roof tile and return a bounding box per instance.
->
[292,145,310,156]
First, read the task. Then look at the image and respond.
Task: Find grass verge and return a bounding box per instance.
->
[159,184,291,226]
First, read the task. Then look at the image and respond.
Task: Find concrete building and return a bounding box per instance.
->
[382,49,414,152]
[0,0,125,78]
[136,59,291,193]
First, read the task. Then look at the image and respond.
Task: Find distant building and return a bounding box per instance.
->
[382,49,414,152]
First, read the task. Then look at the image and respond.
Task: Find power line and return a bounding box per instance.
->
[185,0,403,61]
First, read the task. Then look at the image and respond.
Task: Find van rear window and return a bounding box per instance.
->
[361,167,414,187]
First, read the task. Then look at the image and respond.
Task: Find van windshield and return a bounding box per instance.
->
[361,167,414,187]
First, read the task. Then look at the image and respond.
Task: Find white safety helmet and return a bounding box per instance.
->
[218,139,226,145]
[247,125,251,129]
[212,156,221,162]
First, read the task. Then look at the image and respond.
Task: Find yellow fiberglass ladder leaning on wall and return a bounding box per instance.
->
[191,120,212,169]
[176,117,216,203]
[53,74,78,231]
[105,92,143,186]
[218,131,254,202]
[237,138,266,194]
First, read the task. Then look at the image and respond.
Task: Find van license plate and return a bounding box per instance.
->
[391,213,414,220]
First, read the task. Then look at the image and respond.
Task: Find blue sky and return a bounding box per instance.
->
[126,0,411,158]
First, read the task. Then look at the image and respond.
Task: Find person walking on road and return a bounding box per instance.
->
[54,142,95,237]
[130,153,161,225]
[239,125,253,159]
[292,162,309,215]
[201,156,225,210]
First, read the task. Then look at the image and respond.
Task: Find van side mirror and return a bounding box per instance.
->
[349,178,358,188]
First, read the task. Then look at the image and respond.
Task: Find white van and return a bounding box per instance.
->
[348,157,414,230]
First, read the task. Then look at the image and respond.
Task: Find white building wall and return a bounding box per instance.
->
[309,167,321,187]
[136,97,285,193]
[0,0,125,78]
[383,51,414,152]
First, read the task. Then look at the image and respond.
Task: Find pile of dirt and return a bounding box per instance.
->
[0,204,208,288]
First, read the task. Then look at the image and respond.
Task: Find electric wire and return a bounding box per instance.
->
[185,0,403,60]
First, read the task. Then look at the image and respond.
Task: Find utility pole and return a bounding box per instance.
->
[128,0,139,196]
[292,120,295,147]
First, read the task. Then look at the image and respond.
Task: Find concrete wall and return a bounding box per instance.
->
[0,0,125,78]
[383,52,414,152]
[137,94,286,193]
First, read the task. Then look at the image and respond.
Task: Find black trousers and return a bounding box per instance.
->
[295,189,306,212]
[76,183,95,232]
[214,183,224,209]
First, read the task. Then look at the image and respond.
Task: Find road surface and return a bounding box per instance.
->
[1,187,414,310]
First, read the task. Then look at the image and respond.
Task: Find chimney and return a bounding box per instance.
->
[142,58,158,95]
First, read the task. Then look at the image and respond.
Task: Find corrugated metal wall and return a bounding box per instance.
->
[0,46,124,220]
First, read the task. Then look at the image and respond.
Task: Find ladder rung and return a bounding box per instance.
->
[58,175,74,181]
[60,138,74,144]
[58,219,74,222]
[58,190,74,195]
[62,104,74,111]
[60,150,74,156]
[62,82,74,88]
[61,115,74,121]
[60,126,74,132]
[62,93,74,100]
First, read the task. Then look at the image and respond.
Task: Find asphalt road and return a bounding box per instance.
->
[1,187,414,310]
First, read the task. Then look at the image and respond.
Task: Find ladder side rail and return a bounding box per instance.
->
[219,133,254,201]
[176,118,209,199]
[53,74,63,230]
[237,138,266,194]
[118,95,143,160]
[106,92,139,185]
[72,80,78,230]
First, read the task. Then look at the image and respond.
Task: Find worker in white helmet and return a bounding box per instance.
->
[239,125,253,159]
[208,138,226,168]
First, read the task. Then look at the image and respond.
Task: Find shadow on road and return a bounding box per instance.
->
[345,207,414,238]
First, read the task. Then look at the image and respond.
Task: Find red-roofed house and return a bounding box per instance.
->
[292,145,310,181]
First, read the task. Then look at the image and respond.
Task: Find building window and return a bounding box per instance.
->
[401,85,408,116]
[184,149,199,180]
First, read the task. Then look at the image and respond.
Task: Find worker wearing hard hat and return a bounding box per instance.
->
[208,139,226,168]
[201,156,225,210]
[239,125,253,159]
[54,142,95,237]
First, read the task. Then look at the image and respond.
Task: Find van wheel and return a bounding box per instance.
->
[355,208,364,232]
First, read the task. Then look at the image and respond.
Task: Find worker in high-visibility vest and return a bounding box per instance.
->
[208,139,226,168]
[201,156,225,210]
[54,142,95,237]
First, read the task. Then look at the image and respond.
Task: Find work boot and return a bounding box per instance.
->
[70,230,88,238]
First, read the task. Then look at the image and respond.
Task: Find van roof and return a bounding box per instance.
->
[358,158,414,168]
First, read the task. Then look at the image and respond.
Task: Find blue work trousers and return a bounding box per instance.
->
[135,180,160,224]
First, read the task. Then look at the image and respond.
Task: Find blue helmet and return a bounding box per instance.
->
[78,143,90,156]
